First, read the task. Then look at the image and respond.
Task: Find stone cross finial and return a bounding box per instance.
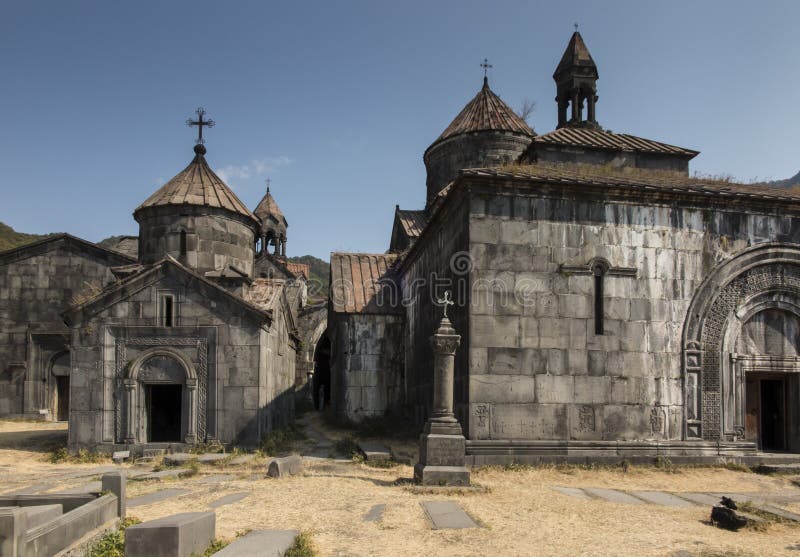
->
[480,58,493,78]
[186,107,215,145]
[266,177,271,193]
[437,290,455,319]
[574,22,579,32]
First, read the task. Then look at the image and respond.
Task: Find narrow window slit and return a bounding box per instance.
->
[593,265,605,335]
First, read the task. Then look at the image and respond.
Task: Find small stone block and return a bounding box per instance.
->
[213,529,299,556]
[208,492,249,509]
[363,504,385,522]
[630,491,694,508]
[125,511,216,557]
[414,465,471,486]
[358,442,392,462]
[750,503,800,522]
[421,500,478,529]
[112,451,131,463]
[102,471,126,518]
[583,487,645,505]
[266,455,303,478]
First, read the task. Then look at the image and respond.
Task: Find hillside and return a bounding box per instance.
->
[0,222,53,252]
[766,170,800,189]
[288,254,330,298]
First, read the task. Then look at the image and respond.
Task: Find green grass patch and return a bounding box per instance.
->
[258,422,308,457]
[84,517,141,557]
[285,530,317,557]
[47,446,105,464]
[190,538,230,557]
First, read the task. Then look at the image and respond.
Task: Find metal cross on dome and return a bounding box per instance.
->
[437,290,455,319]
[480,58,493,78]
[186,107,215,145]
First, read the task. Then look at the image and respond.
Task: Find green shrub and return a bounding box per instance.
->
[258,423,307,456]
[84,517,141,557]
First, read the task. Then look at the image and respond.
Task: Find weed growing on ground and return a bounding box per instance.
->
[179,460,200,478]
[46,446,105,464]
[333,436,361,460]
[188,441,225,454]
[84,517,141,557]
[285,530,317,557]
[189,538,229,557]
[258,422,308,456]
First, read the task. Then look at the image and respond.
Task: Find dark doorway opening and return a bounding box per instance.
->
[146,384,182,442]
[55,376,69,422]
[313,335,331,410]
[745,377,786,451]
[760,379,786,451]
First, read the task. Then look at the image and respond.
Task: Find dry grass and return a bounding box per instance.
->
[3,420,800,556]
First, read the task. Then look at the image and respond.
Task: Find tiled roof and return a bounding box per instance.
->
[432,79,534,146]
[135,149,258,223]
[535,127,699,158]
[330,253,401,314]
[247,278,286,311]
[462,164,800,203]
[254,189,286,224]
[286,262,310,280]
[555,31,597,77]
[396,209,427,239]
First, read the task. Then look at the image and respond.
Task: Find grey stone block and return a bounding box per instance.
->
[112,451,131,463]
[125,511,216,557]
[102,471,126,518]
[551,486,592,500]
[629,491,694,508]
[363,504,386,522]
[128,489,190,508]
[420,500,478,529]
[208,492,249,509]
[0,506,27,557]
[583,487,645,505]
[358,442,392,462]
[213,529,299,556]
[266,455,303,478]
[21,503,63,529]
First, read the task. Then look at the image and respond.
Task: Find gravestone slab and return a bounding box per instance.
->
[420,501,478,529]
[112,451,131,463]
[125,512,215,557]
[583,488,644,505]
[134,469,191,481]
[266,455,303,478]
[358,442,392,462]
[213,530,299,556]
[630,491,694,508]
[197,453,228,464]
[199,474,235,485]
[162,453,195,466]
[552,486,592,500]
[208,492,249,509]
[363,504,386,522]
[673,492,723,506]
[128,488,190,508]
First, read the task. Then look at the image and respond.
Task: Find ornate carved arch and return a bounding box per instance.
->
[682,243,800,441]
[127,348,196,382]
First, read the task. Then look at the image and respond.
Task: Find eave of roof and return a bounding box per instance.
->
[534,127,699,158]
[0,233,136,267]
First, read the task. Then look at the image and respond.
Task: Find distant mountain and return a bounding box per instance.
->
[288,255,330,299]
[766,170,800,190]
[0,222,52,252]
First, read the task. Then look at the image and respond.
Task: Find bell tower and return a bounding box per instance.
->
[554,29,600,129]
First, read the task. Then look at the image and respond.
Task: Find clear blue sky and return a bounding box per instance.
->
[1,1,798,260]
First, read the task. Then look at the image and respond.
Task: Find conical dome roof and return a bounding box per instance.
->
[554,31,598,79]
[431,78,534,147]
[254,188,286,225]
[134,145,258,225]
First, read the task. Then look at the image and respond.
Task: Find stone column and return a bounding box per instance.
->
[414,313,470,486]
[123,379,136,444]
[587,91,596,123]
[571,88,580,122]
[185,379,198,444]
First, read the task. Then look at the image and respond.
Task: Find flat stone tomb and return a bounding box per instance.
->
[421,500,478,530]
[214,530,299,556]
[128,488,190,508]
[363,504,386,522]
[208,492,249,509]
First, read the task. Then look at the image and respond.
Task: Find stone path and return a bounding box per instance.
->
[363,504,386,522]
[208,492,249,509]
[421,500,478,530]
[128,488,190,508]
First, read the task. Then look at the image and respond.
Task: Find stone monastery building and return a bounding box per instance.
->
[1,31,800,463]
[328,31,800,463]
[0,133,325,450]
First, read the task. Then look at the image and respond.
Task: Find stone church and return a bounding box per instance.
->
[0,129,325,451]
[328,31,800,462]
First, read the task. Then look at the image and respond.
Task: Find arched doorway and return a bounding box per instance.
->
[50,352,70,422]
[124,350,198,444]
[313,335,331,410]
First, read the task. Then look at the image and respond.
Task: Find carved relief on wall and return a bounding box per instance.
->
[578,405,596,432]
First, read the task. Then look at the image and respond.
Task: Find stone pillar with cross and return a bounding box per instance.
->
[414,291,470,486]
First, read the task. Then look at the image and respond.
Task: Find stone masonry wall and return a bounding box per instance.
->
[0,240,124,417]
[68,272,294,449]
[467,187,796,442]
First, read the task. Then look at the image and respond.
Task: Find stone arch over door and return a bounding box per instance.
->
[49,351,70,422]
[123,349,198,444]
[683,243,800,443]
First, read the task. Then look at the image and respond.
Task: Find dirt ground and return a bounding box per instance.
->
[2,419,800,556]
